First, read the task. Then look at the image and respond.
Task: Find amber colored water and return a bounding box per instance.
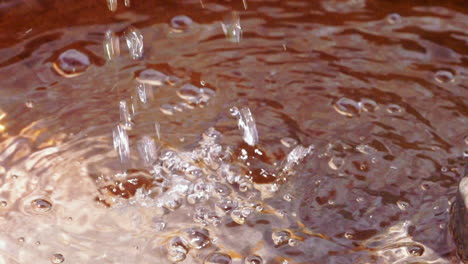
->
[0,0,467,263]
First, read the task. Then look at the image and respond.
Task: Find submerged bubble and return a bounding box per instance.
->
[103,30,120,61]
[125,27,144,60]
[31,199,52,213]
[53,49,90,78]
[221,12,242,43]
[434,70,455,84]
[272,230,291,246]
[50,253,65,264]
[170,15,194,32]
[244,255,263,264]
[333,97,360,117]
[204,252,232,264]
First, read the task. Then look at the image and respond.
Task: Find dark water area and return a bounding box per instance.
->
[0,0,467,263]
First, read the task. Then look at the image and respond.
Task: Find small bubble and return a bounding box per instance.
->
[0,201,7,207]
[205,252,232,264]
[333,97,360,117]
[386,104,403,114]
[283,193,293,202]
[272,230,291,246]
[441,167,448,172]
[244,255,263,264]
[35,241,41,245]
[386,13,401,24]
[183,228,210,249]
[407,244,424,256]
[25,100,34,108]
[31,199,52,213]
[358,99,378,112]
[51,253,65,264]
[344,232,353,239]
[18,237,25,243]
[288,238,298,247]
[170,15,193,32]
[397,201,409,211]
[434,70,455,84]
[230,209,246,224]
[328,156,345,170]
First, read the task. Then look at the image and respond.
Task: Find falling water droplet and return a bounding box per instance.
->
[107,0,117,12]
[170,15,194,33]
[125,27,144,60]
[51,253,65,264]
[204,252,232,264]
[31,199,52,213]
[53,49,90,78]
[244,255,263,264]
[103,30,120,61]
[222,12,242,43]
[397,200,409,211]
[434,70,455,84]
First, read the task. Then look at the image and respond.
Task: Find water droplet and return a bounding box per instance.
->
[230,209,246,224]
[183,228,210,249]
[232,107,258,146]
[288,238,298,247]
[333,98,360,117]
[31,199,52,213]
[119,100,133,129]
[170,15,194,33]
[222,12,242,43]
[407,244,424,256]
[137,136,157,166]
[17,237,25,243]
[113,124,130,167]
[434,70,455,84]
[107,0,117,11]
[53,49,90,78]
[205,252,232,264]
[103,30,120,60]
[244,255,263,264]
[272,230,291,246]
[386,13,401,24]
[0,201,7,207]
[441,166,448,172]
[125,27,144,60]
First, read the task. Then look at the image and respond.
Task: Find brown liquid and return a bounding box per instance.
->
[0,0,466,263]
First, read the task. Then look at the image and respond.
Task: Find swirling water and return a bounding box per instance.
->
[0,0,466,263]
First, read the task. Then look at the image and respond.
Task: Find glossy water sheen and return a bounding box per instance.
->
[0,0,467,263]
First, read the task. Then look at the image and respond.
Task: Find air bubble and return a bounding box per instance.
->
[170,15,194,33]
[333,97,360,117]
[386,13,401,24]
[137,69,168,86]
[328,156,345,170]
[283,193,293,202]
[407,244,424,256]
[397,201,409,211]
[272,230,291,246]
[204,252,232,264]
[386,104,403,114]
[51,253,65,264]
[183,228,210,249]
[53,49,90,78]
[0,201,6,207]
[244,255,263,264]
[31,199,52,213]
[434,70,455,84]
[25,100,34,108]
[358,99,378,112]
